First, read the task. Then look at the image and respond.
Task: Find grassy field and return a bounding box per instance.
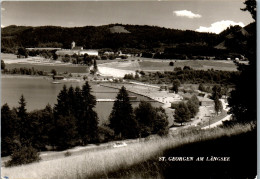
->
[5,63,88,73]
[1,122,255,179]
[99,57,238,72]
[2,53,238,74]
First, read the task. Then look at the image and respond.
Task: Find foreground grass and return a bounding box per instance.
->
[1,123,255,179]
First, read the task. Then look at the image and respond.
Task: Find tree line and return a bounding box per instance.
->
[124,67,240,85]
[1,24,217,52]
[2,82,169,166]
[2,67,48,76]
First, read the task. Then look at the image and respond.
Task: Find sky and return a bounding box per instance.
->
[1,1,254,34]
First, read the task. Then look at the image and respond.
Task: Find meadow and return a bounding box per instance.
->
[99,57,238,72]
[1,122,255,179]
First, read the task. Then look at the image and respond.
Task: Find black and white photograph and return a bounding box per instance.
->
[0,0,257,178]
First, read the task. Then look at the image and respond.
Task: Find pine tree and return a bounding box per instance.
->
[54,85,79,148]
[228,0,256,123]
[67,86,75,116]
[1,104,19,156]
[17,95,28,143]
[93,58,98,73]
[211,85,222,100]
[55,115,78,149]
[54,85,69,117]
[79,82,99,144]
[214,96,223,115]
[73,86,83,121]
[42,104,55,147]
[109,86,138,139]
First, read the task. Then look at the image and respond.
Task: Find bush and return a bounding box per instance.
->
[5,145,41,167]
[140,71,145,76]
[64,151,72,157]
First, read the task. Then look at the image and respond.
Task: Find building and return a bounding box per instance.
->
[71,41,83,50]
[26,47,62,51]
[56,41,98,56]
[160,85,168,91]
[197,96,214,106]
[53,75,64,80]
[79,50,99,56]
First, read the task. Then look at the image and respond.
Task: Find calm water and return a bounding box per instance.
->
[1,76,161,123]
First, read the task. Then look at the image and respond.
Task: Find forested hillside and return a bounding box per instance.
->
[1,23,254,57]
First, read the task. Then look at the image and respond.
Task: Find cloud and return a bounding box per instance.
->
[1,24,5,28]
[196,20,245,34]
[173,10,201,19]
[1,7,5,11]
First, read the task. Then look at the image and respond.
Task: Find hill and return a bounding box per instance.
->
[1,24,216,51]
[1,23,254,58]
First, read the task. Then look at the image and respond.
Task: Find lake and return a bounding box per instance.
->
[1,76,162,124]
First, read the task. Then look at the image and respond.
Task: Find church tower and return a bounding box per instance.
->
[71,41,76,49]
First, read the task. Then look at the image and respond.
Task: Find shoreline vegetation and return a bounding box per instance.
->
[1,122,256,179]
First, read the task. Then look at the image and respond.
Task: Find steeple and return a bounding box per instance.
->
[71,41,76,49]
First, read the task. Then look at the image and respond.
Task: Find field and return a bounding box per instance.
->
[99,57,238,73]
[1,123,256,179]
[5,63,88,73]
[2,53,238,76]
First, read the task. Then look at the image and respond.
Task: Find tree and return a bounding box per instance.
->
[1,60,5,70]
[228,0,256,123]
[198,83,206,92]
[53,53,58,60]
[67,86,75,116]
[241,0,256,20]
[51,69,57,76]
[79,82,99,144]
[135,101,156,137]
[183,66,191,70]
[172,79,181,93]
[214,96,223,115]
[153,107,169,136]
[109,86,138,139]
[1,104,19,156]
[5,145,41,167]
[93,58,98,73]
[54,85,69,117]
[17,95,28,142]
[174,102,190,126]
[42,104,55,147]
[55,115,78,149]
[211,85,222,100]
[18,47,28,58]
[186,95,200,118]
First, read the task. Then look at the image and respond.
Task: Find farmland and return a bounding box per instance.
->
[98,57,238,73]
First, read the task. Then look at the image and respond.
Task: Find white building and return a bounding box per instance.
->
[79,50,99,56]
[55,41,98,56]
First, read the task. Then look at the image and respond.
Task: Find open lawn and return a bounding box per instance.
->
[1,123,255,179]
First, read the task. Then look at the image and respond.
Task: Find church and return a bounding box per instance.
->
[55,41,99,56]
